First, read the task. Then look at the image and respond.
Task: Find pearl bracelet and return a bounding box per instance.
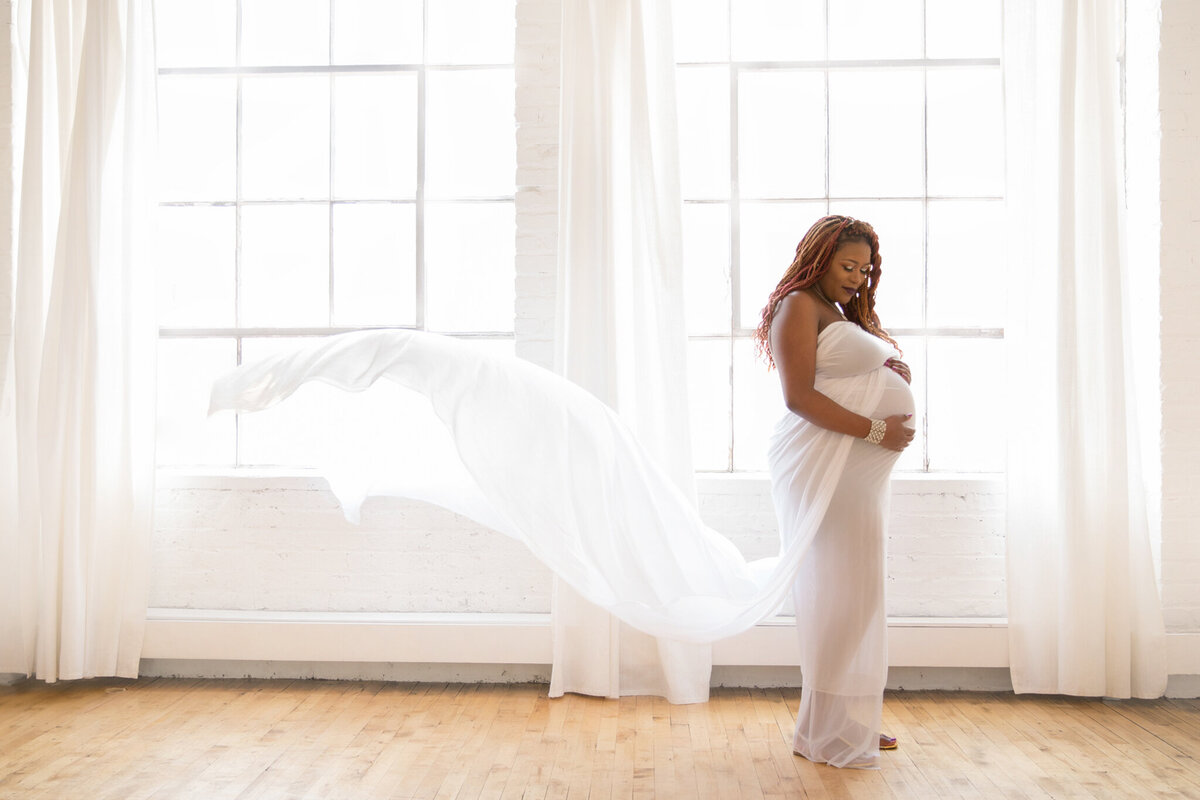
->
[865,418,887,445]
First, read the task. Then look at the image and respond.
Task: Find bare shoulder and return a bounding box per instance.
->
[769,290,821,360]
[772,290,821,332]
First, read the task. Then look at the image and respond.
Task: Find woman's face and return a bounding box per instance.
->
[818,239,873,305]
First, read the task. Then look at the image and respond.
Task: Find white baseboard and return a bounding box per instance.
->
[138,659,553,684]
[141,610,1200,683]
[141,609,555,664]
[142,609,1010,668]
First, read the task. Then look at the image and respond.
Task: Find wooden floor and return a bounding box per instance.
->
[1,679,1198,799]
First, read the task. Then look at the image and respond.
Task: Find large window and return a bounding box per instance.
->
[675,0,1005,473]
[153,0,516,467]
[154,0,1004,476]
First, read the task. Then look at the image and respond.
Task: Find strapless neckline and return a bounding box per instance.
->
[817,319,855,338]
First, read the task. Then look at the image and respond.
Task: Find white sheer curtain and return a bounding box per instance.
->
[0,0,156,682]
[1003,0,1166,698]
[550,0,711,704]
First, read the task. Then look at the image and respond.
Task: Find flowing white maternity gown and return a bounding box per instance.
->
[209,323,909,768]
[768,320,914,769]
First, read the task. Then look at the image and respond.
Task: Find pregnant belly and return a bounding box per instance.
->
[871,366,916,420]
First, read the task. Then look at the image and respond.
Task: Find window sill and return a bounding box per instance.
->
[156,467,1004,494]
[698,471,1004,495]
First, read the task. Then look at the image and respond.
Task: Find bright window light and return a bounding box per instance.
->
[675,0,1004,472]
[153,0,516,468]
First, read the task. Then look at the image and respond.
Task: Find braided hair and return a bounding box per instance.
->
[753,214,898,369]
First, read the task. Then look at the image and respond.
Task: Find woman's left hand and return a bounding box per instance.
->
[885,358,911,385]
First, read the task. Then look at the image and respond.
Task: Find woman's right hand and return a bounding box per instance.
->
[880,413,915,452]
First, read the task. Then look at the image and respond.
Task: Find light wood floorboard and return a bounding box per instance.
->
[0,679,1196,799]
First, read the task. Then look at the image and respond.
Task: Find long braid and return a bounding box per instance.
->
[753,215,898,369]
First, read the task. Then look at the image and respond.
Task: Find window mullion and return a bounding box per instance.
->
[233,0,245,466]
[415,0,428,331]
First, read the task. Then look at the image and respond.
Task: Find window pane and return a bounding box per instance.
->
[926,337,1004,471]
[332,203,416,326]
[241,0,330,67]
[927,0,1001,59]
[155,206,236,328]
[739,71,825,199]
[157,338,236,466]
[675,0,729,62]
[688,339,732,471]
[926,200,1004,328]
[240,204,330,327]
[333,73,418,199]
[829,71,924,198]
[828,0,922,60]
[242,75,331,201]
[238,342,423,468]
[738,201,827,327]
[155,0,235,68]
[731,0,824,61]
[157,76,236,201]
[237,338,327,466]
[237,337,391,466]
[426,0,514,65]
[891,335,926,472]
[425,202,515,332]
[828,199,924,329]
[927,68,1003,198]
[425,69,515,198]
[333,0,422,64]
[678,66,730,200]
[682,203,731,335]
[732,337,784,471]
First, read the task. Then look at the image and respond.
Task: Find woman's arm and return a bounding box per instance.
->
[771,292,913,452]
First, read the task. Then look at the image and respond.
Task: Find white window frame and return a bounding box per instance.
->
[155,2,516,468]
[679,43,1004,473]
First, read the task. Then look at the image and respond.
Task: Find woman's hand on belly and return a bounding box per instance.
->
[880,413,916,452]
[884,357,911,384]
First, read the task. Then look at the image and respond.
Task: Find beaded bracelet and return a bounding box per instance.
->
[865,418,887,445]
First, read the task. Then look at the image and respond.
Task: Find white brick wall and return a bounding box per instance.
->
[696,476,1007,618]
[150,475,1007,620]
[151,480,553,612]
[513,0,559,369]
[1159,0,1200,633]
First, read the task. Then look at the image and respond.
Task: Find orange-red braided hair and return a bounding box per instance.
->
[753,214,898,369]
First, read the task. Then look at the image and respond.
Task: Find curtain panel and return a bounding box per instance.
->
[0,0,157,681]
[1003,0,1166,698]
[550,0,711,703]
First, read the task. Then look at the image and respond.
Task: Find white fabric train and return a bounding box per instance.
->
[209,326,890,645]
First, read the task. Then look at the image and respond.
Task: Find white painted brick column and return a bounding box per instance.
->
[1159,0,1200,633]
[513,0,560,369]
[0,0,14,369]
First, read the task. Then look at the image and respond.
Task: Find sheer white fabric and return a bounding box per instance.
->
[553,0,707,702]
[0,0,157,681]
[771,321,912,769]
[1003,0,1166,698]
[209,325,895,642]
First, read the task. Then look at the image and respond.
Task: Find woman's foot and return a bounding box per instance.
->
[879,734,898,750]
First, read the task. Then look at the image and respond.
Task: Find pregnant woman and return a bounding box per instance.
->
[209,214,915,771]
[756,215,916,769]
